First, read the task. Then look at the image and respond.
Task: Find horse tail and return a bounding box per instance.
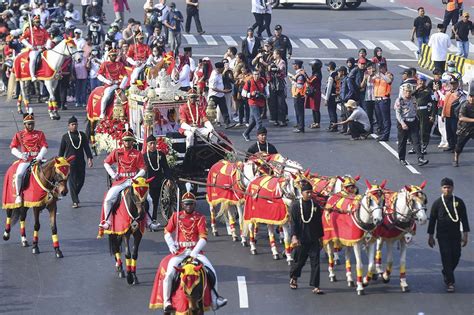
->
[6,71,16,101]
[10,208,20,226]
[216,203,230,223]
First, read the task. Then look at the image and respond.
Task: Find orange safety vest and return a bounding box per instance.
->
[446,0,462,12]
[374,76,392,98]
[291,71,306,97]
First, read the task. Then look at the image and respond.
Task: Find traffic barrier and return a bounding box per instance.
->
[418,43,474,80]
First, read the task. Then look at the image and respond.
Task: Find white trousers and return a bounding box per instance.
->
[14,162,30,196]
[100,84,118,116]
[437,116,448,146]
[103,179,153,225]
[184,127,215,148]
[130,64,146,85]
[29,50,40,78]
[162,250,217,305]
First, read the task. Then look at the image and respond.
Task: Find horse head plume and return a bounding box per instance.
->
[354,175,361,181]
[420,180,427,189]
[364,179,372,189]
[66,155,76,163]
[146,176,155,183]
[380,179,387,189]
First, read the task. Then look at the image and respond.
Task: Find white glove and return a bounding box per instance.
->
[104,163,117,179]
[11,147,25,160]
[181,122,193,132]
[191,126,197,133]
[164,232,177,254]
[132,169,145,180]
[204,121,214,131]
[36,147,47,161]
[190,238,207,258]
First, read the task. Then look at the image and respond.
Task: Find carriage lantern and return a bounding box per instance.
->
[206,97,217,123]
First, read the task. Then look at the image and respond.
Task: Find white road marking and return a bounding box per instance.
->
[221,35,237,46]
[404,6,417,13]
[320,38,338,49]
[359,39,376,50]
[401,40,419,51]
[183,34,198,45]
[193,54,416,62]
[300,38,319,48]
[202,35,218,45]
[290,39,299,48]
[370,134,420,174]
[380,40,400,51]
[340,39,358,49]
[237,276,249,308]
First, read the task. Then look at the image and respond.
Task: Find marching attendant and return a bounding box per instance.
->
[127,31,152,85]
[20,14,49,82]
[242,69,269,141]
[10,110,48,204]
[162,192,227,312]
[394,84,429,166]
[97,48,128,119]
[99,129,158,230]
[289,181,324,295]
[453,85,474,167]
[58,116,93,208]
[289,60,306,133]
[179,89,215,149]
[428,178,470,293]
[247,127,278,155]
[143,135,171,221]
[413,75,436,154]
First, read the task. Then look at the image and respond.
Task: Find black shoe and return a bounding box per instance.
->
[452,160,459,167]
[377,138,389,142]
[443,147,454,152]
[273,122,279,126]
[417,158,429,166]
[400,159,408,166]
[225,122,236,129]
[408,148,416,154]
[279,122,288,127]
[293,129,304,133]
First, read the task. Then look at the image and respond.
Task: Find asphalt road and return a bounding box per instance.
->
[0,1,473,314]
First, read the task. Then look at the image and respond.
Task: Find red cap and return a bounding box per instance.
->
[358,58,367,64]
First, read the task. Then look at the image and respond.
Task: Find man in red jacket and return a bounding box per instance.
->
[242,70,269,141]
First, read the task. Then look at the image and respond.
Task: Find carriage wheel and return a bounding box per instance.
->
[159,179,180,225]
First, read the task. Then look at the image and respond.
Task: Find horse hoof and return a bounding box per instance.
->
[382,277,390,284]
[212,231,219,237]
[372,273,379,281]
[127,272,134,285]
[357,290,365,296]
[241,241,248,247]
[349,281,355,287]
[3,232,10,241]
[32,246,40,254]
[55,249,64,258]
[272,254,280,260]
[334,259,340,266]
[251,249,257,255]
[329,276,337,283]
[232,236,239,242]
[132,274,139,285]
[118,271,125,278]
[401,286,410,293]
[22,240,29,247]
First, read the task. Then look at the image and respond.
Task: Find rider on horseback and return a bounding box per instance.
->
[10,109,48,204]
[99,129,159,231]
[162,192,227,312]
[97,48,128,119]
[127,31,152,85]
[20,14,49,82]
[179,89,215,149]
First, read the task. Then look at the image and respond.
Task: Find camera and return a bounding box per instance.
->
[269,63,278,72]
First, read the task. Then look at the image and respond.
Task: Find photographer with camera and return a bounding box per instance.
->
[242,69,269,141]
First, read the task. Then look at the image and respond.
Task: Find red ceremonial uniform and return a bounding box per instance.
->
[21,26,49,47]
[104,148,145,184]
[98,61,128,85]
[165,210,208,253]
[127,43,152,63]
[10,130,48,162]
[179,101,207,128]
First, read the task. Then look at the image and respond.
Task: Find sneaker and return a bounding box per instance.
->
[72,203,79,208]
[242,133,250,141]
[225,122,236,129]
[279,122,288,127]
[269,120,276,123]
[452,160,459,167]
[417,158,429,166]
[198,31,206,35]
[399,159,408,166]
[99,220,111,230]
[235,122,243,127]
[214,296,228,310]
[293,129,304,133]
[408,148,416,154]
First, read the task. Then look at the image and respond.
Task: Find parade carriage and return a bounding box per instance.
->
[126,81,231,226]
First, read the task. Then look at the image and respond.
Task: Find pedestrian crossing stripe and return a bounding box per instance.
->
[180,35,474,57]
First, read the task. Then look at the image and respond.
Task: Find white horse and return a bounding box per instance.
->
[324,180,385,295]
[15,37,79,120]
[364,182,428,292]
[209,160,259,246]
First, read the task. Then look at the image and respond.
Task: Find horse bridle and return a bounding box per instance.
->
[37,163,68,197]
[391,189,427,223]
[352,189,384,232]
[47,41,81,58]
